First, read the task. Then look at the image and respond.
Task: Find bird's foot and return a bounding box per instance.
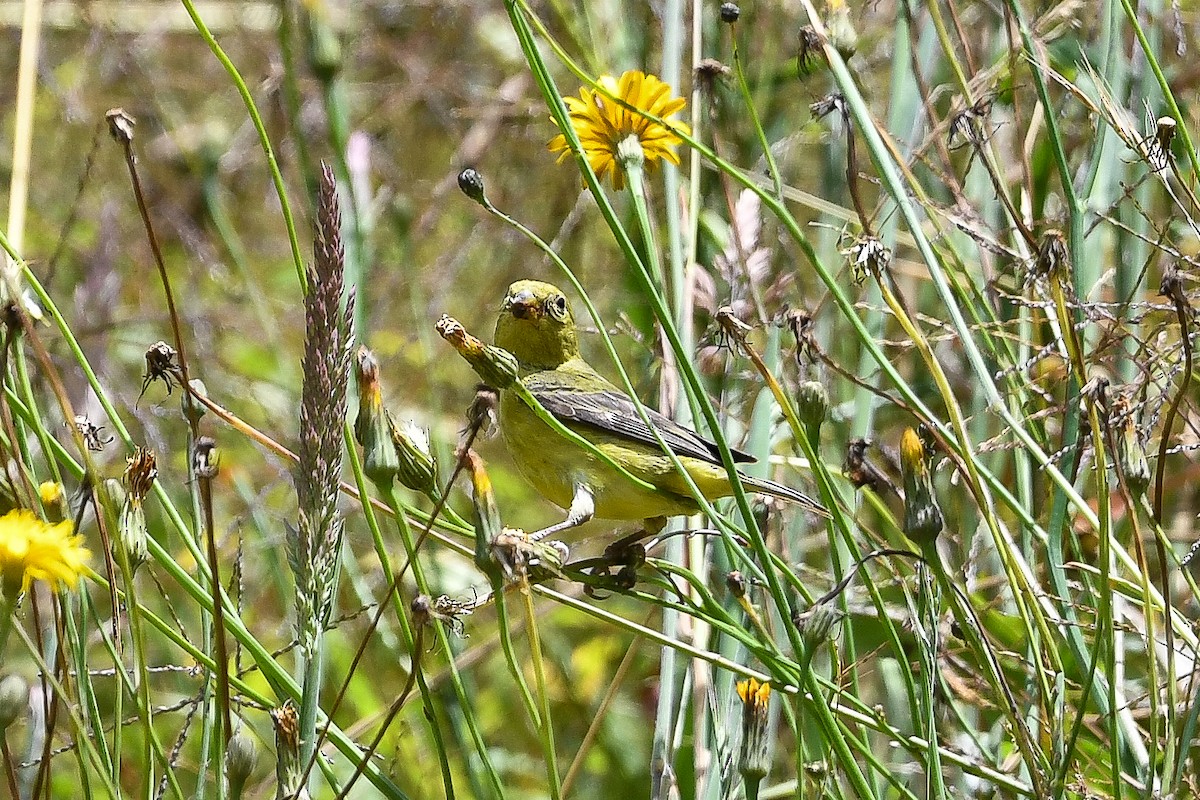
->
[573,530,649,599]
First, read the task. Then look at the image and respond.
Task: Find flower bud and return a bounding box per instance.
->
[825,0,857,59]
[353,347,400,486]
[0,673,29,732]
[225,728,258,796]
[391,419,437,496]
[1112,394,1150,499]
[900,428,943,548]
[795,380,827,441]
[39,482,67,523]
[792,602,843,650]
[303,8,342,81]
[436,315,519,389]
[720,2,740,22]
[464,450,502,570]
[736,678,771,794]
[457,168,487,206]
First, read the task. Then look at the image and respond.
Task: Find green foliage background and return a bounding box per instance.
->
[0,0,1198,798]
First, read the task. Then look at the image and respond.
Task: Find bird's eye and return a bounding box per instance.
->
[546,294,569,321]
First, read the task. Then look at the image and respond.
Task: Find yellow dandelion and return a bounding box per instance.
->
[548,70,691,190]
[0,510,90,595]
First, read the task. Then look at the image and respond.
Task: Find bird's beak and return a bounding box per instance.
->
[504,289,540,320]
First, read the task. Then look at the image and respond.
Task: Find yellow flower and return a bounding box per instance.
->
[736,678,771,786]
[0,510,90,595]
[548,70,691,190]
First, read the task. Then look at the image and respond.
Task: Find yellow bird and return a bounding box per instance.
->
[494,279,828,539]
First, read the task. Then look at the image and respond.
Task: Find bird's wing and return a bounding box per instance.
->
[524,374,755,465]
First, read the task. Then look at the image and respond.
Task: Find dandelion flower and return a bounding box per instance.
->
[0,510,90,595]
[548,70,690,190]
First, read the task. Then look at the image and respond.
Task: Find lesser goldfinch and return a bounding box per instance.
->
[494,280,829,538]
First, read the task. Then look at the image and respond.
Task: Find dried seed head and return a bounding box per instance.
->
[695,58,731,89]
[193,437,220,480]
[1160,265,1187,305]
[124,448,157,502]
[1034,229,1069,284]
[117,448,157,572]
[1147,116,1177,172]
[948,98,995,150]
[73,415,114,452]
[436,315,519,389]
[141,341,181,400]
[466,384,500,441]
[105,108,135,145]
[726,570,747,598]
[797,26,824,78]
[785,309,817,367]
[810,92,847,121]
[843,235,891,285]
[719,2,740,22]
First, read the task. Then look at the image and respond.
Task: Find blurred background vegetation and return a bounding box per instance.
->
[1,0,1199,797]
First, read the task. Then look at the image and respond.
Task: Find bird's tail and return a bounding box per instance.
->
[740,474,831,519]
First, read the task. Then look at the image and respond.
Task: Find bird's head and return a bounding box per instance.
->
[494,280,579,370]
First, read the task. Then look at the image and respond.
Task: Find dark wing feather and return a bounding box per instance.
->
[528,382,755,465]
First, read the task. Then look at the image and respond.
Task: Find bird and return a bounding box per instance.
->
[493,279,829,540]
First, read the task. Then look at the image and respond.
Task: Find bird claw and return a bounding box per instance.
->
[573,529,650,599]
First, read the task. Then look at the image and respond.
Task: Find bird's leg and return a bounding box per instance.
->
[530,483,594,542]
